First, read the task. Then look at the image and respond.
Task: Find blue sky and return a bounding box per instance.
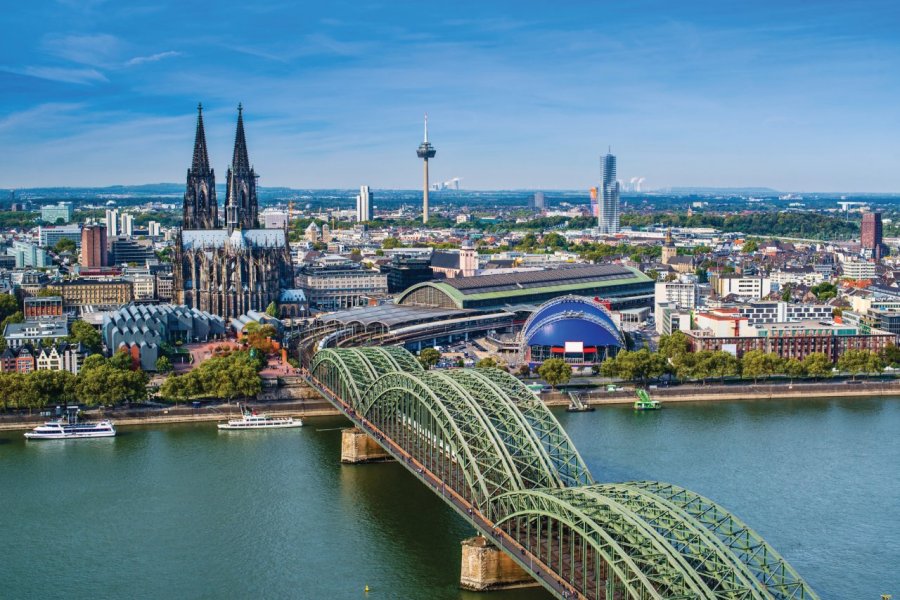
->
[2,0,899,191]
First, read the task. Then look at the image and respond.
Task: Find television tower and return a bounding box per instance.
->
[416,113,436,224]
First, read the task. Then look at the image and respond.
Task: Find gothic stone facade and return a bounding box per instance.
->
[174,104,294,319]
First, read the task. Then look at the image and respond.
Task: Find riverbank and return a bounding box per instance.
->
[544,379,900,406]
[0,399,343,431]
[2,378,897,431]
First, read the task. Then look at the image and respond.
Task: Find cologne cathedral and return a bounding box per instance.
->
[174,104,294,319]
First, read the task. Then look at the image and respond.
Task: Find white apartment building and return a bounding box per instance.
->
[120,213,134,237]
[105,209,120,236]
[737,301,832,325]
[714,275,772,300]
[654,280,699,333]
[769,267,825,287]
[842,261,876,280]
[129,274,156,300]
[656,301,693,335]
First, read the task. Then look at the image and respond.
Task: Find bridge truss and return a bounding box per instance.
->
[307,347,819,600]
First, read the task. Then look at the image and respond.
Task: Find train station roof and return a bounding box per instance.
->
[320,303,470,329]
[396,264,653,310]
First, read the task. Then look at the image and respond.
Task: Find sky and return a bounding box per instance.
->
[1,0,899,192]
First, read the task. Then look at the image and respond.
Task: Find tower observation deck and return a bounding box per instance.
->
[416,114,437,224]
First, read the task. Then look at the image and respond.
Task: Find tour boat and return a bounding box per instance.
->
[217,405,302,430]
[25,409,116,440]
[633,389,661,411]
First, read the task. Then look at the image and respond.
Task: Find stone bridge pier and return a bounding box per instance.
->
[340,427,392,463]
[460,536,536,591]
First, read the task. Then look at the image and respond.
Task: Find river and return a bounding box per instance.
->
[1,396,897,599]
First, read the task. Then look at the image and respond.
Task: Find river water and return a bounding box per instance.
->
[1,397,897,599]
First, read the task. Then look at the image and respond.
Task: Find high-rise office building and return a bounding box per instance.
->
[598,151,620,234]
[148,221,162,237]
[41,202,73,224]
[356,185,373,222]
[80,224,108,268]
[528,192,545,211]
[861,212,885,260]
[105,209,120,236]
[120,213,134,237]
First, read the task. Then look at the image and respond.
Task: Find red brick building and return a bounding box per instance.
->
[861,212,885,260]
[23,296,64,318]
[687,320,896,362]
[80,224,108,268]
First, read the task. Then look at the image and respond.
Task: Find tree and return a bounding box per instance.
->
[159,351,262,403]
[600,349,667,384]
[54,238,77,254]
[418,347,441,370]
[837,350,883,380]
[741,350,783,384]
[68,319,102,353]
[29,370,76,409]
[810,282,838,301]
[783,358,806,383]
[476,357,498,369]
[517,364,531,378]
[75,364,147,406]
[537,358,572,389]
[780,284,792,302]
[109,349,135,371]
[802,352,833,380]
[246,324,277,354]
[265,301,278,317]
[1,310,24,332]
[0,293,19,323]
[741,239,759,253]
[81,354,107,372]
[698,351,741,383]
[155,356,173,373]
[879,344,900,368]
[658,331,691,360]
[381,237,404,250]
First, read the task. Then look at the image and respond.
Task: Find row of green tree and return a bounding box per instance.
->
[620,211,859,240]
[600,332,900,385]
[0,352,148,411]
[159,350,264,403]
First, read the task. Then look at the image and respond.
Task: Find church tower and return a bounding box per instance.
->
[183,104,218,229]
[661,227,677,265]
[225,104,259,231]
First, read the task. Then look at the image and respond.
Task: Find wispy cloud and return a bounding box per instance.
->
[42,33,122,67]
[126,50,181,66]
[0,102,86,134]
[16,66,108,85]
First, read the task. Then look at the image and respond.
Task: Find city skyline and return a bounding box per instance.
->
[2,1,900,192]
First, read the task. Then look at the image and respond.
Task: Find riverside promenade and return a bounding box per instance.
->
[539,378,900,406]
[2,377,897,431]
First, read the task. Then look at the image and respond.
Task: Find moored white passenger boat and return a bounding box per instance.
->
[218,406,302,430]
[25,408,116,440]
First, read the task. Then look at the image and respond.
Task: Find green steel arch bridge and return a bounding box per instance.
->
[303,346,819,600]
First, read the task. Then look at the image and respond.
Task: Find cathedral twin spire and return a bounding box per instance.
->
[183,103,259,231]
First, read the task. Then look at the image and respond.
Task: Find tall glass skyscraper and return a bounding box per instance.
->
[598,152,620,234]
